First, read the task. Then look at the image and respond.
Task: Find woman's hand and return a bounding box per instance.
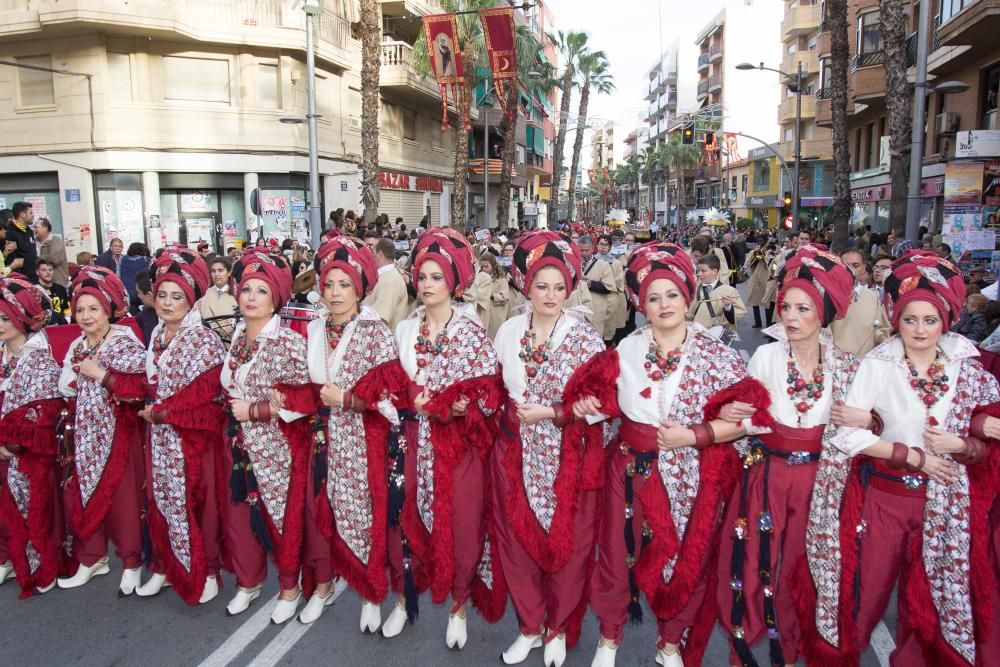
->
[414,389,431,417]
[830,402,872,428]
[319,384,343,409]
[229,399,251,422]
[450,396,470,418]
[922,427,967,456]
[657,419,694,450]
[0,446,15,460]
[718,401,755,423]
[269,389,286,413]
[572,396,603,420]
[982,415,1000,440]
[78,358,107,383]
[916,449,961,485]
[138,407,154,424]
[515,402,554,425]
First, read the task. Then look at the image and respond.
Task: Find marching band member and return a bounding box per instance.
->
[384,228,506,648]
[301,236,407,628]
[689,253,746,337]
[0,277,64,596]
[572,242,769,667]
[577,236,616,345]
[806,250,1000,666]
[492,230,605,667]
[220,250,313,624]
[743,241,773,329]
[713,246,858,666]
[134,248,225,604]
[58,266,147,594]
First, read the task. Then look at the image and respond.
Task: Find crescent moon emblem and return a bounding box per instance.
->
[499,56,510,71]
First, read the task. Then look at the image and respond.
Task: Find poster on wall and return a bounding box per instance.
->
[24,196,47,219]
[186,218,214,248]
[983,161,1000,207]
[162,218,181,246]
[944,162,985,206]
[116,191,144,246]
[180,192,214,213]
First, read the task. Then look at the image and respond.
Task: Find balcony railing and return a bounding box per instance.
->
[851,51,884,69]
[709,43,722,61]
[906,28,943,67]
[697,53,711,69]
[381,40,414,68]
[816,87,832,100]
[697,80,709,96]
[708,74,722,91]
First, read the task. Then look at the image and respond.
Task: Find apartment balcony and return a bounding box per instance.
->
[776,139,832,162]
[709,43,722,62]
[815,87,832,126]
[781,3,821,37]
[708,74,722,93]
[380,0,444,16]
[782,49,818,77]
[817,28,831,54]
[697,79,709,98]
[778,95,816,124]
[850,54,887,102]
[381,40,473,119]
[938,0,1000,55]
[697,53,711,71]
[0,0,352,69]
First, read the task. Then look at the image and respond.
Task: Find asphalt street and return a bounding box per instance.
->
[0,284,895,666]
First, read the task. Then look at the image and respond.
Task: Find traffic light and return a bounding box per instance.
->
[682,122,695,145]
[783,191,792,207]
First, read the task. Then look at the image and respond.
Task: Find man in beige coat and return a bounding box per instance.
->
[689,253,746,332]
[363,237,410,330]
[578,235,617,342]
[830,249,891,356]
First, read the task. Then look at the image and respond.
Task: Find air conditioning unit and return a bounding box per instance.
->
[349,116,361,130]
[936,112,960,135]
[988,110,999,130]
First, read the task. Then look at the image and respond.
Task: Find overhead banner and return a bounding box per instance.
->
[422,13,468,132]
[479,6,517,117]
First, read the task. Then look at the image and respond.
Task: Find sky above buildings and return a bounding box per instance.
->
[546,0,731,147]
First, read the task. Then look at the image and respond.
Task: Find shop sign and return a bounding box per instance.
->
[65,189,81,202]
[747,195,779,208]
[921,177,944,197]
[378,170,445,193]
[800,197,833,207]
[955,130,1000,159]
[851,186,890,202]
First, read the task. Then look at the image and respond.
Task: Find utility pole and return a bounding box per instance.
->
[792,60,803,233]
[905,0,931,242]
[304,5,322,245]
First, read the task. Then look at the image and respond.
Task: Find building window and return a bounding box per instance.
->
[857,12,881,56]
[983,63,999,129]
[257,63,279,110]
[163,56,230,105]
[753,160,771,191]
[107,52,132,103]
[819,57,831,91]
[741,174,748,193]
[516,145,525,165]
[941,0,974,23]
[16,55,54,107]
[402,108,417,140]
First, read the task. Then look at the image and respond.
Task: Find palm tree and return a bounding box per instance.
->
[880,0,911,232]
[640,145,659,224]
[567,52,613,220]
[358,0,381,225]
[827,0,852,251]
[657,133,699,229]
[547,30,590,226]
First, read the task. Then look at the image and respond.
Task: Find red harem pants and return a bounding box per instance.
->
[145,441,221,579]
[491,405,599,636]
[716,423,824,665]
[590,420,709,646]
[72,431,144,570]
[302,455,335,587]
[388,416,485,608]
[0,460,9,565]
[220,441,299,591]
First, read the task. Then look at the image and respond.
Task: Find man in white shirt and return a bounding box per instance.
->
[689,253,746,331]
[363,237,410,329]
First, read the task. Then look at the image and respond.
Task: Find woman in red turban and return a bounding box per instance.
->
[0,277,65,596]
[220,249,314,624]
[711,245,861,666]
[58,266,148,595]
[571,242,769,667]
[809,250,1000,666]
[297,236,408,627]
[490,230,606,667]
[383,228,506,649]
[132,247,226,605]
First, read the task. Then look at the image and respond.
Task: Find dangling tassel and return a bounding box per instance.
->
[230,444,249,503]
[623,450,656,626]
[141,508,153,566]
[440,87,451,132]
[730,442,761,667]
[312,409,329,498]
[387,423,407,527]
[247,493,274,553]
[402,537,419,624]
[758,456,785,667]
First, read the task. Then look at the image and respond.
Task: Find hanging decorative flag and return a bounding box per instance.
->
[479,6,517,117]
[422,13,467,132]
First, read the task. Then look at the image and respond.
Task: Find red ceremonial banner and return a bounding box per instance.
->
[422,13,468,131]
[479,7,517,117]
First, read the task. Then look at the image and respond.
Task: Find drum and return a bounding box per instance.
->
[280,303,318,338]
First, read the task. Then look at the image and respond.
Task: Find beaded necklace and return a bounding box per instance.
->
[70,326,112,374]
[325,310,359,351]
[643,336,683,383]
[149,327,178,384]
[519,313,561,378]
[905,350,949,409]
[414,311,453,369]
[0,348,18,382]
[228,330,261,372]
[786,349,825,415]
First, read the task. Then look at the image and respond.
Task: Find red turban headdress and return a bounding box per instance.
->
[510,229,582,297]
[776,244,854,327]
[232,248,293,312]
[314,236,378,298]
[882,250,965,329]
[151,246,210,306]
[409,228,475,297]
[0,276,51,334]
[624,242,697,313]
[70,266,130,322]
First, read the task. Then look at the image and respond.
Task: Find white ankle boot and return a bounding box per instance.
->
[136,572,169,597]
[271,591,302,624]
[502,633,543,664]
[0,561,14,584]
[226,587,261,616]
[381,602,407,638]
[199,576,219,604]
[118,567,142,596]
[544,634,567,667]
[298,590,334,624]
[445,611,467,650]
[58,558,110,589]
[591,641,618,667]
[360,601,382,633]
[655,647,684,667]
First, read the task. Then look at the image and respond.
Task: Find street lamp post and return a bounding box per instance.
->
[737,61,803,232]
[303,0,323,245]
